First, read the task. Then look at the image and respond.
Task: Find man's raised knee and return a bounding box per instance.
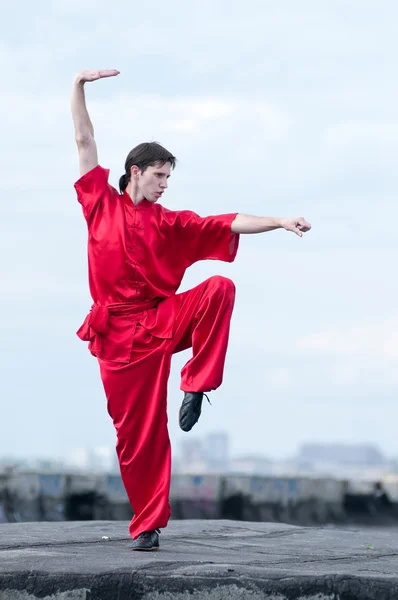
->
[207,275,236,298]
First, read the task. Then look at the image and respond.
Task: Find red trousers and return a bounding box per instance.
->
[98,276,235,538]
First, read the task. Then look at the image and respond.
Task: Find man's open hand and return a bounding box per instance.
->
[74,69,120,84]
[280,217,312,237]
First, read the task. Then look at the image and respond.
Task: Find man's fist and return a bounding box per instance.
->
[74,69,120,84]
[280,217,312,237]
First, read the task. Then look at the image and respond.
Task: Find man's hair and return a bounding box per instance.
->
[119,142,177,192]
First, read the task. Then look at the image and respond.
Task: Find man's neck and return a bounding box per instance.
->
[125,183,144,206]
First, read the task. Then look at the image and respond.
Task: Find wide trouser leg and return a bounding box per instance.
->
[98,328,172,539]
[170,275,236,392]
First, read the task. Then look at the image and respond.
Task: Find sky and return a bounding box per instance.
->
[1,0,398,463]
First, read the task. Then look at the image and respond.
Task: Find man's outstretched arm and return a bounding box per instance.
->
[231,214,311,237]
[71,69,119,176]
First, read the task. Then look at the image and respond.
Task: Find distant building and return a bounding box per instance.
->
[203,432,230,472]
[175,437,206,473]
[175,432,231,473]
[297,444,386,467]
[230,454,273,476]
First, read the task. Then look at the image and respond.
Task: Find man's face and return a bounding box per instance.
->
[136,162,171,203]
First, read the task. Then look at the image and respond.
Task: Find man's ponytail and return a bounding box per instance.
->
[119,173,129,193]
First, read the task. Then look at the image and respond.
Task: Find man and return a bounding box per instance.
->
[71,69,311,551]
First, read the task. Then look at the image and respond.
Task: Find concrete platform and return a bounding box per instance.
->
[1,520,398,599]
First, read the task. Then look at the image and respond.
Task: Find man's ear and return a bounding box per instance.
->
[130,165,140,181]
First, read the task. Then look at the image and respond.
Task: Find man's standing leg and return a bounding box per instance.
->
[98,326,172,550]
[168,275,236,431]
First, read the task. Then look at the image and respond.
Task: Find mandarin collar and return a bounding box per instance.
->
[121,191,154,209]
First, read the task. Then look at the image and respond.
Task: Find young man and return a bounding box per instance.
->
[71,69,311,551]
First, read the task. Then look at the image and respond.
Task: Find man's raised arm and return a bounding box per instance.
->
[71,69,119,177]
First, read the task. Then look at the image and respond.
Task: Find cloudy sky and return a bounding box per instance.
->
[2,0,397,464]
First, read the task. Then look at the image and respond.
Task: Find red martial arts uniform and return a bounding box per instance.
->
[75,165,239,538]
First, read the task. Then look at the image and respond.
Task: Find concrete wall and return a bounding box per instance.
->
[1,470,396,525]
[170,474,346,524]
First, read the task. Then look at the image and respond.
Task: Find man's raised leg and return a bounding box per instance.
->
[169,275,236,431]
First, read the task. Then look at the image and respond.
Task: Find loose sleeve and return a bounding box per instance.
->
[177,211,240,265]
[74,165,111,223]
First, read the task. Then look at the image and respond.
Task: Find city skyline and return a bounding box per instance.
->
[1,437,395,476]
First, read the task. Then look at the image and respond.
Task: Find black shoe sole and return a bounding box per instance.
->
[178,407,201,432]
[178,409,190,432]
[130,546,159,552]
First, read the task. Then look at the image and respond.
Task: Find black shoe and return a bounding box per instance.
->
[179,392,210,432]
[129,529,160,551]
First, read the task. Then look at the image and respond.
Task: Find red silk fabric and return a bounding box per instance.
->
[74,166,239,537]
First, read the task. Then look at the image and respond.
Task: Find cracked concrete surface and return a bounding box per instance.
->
[1,520,398,599]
